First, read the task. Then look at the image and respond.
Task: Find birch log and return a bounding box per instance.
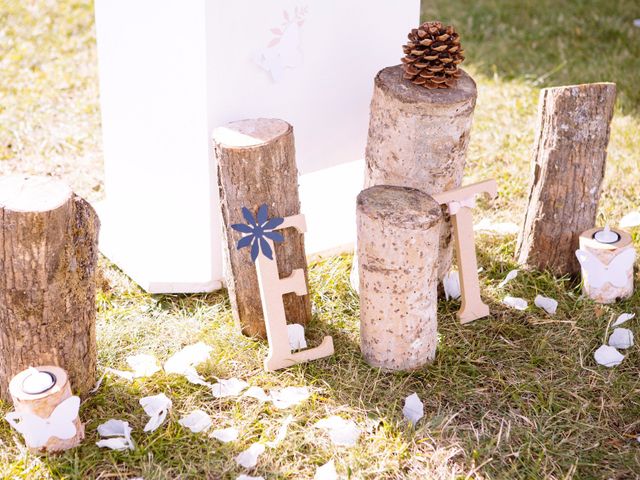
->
[364,65,477,279]
[516,83,616,275]
[0,176,99,401]
[215,118,311,339]
[358,185,442,370]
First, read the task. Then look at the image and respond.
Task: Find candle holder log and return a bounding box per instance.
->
[0,176,99,401]
[357,185,442,370]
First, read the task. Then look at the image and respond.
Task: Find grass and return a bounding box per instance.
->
[1,0,640,478]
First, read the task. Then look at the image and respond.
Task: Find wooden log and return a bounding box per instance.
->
[0,176,99,401]
[357,185,442,370]
[8,365,84,452]
[364,65,477,280]
[214,118,311,339]
[516,83,616,275]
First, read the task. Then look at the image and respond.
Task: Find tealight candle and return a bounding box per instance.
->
[576,226,635,304]
[21,367,56,395]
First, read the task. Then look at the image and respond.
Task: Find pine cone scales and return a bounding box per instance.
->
[401,21,465,89]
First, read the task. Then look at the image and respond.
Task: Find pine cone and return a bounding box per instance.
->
[401,21,465,89]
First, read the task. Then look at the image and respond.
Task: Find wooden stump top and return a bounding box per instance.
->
[357,185,442,229]
[0,176,72,213]
[376,65,477,106]
[212,118,292,149]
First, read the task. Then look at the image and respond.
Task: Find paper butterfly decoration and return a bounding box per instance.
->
[575,248,636,288]
[231,204,284,262]
[5,396,79,448]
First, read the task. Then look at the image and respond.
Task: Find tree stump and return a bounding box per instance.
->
[215,118,311,338]
[0,176,99,401]
[364,65,477,280]
[357,185,442,370]
[516,83,616,275]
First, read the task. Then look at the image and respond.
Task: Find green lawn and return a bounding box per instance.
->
[1,0,640,478]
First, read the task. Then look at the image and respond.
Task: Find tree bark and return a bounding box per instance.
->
[516,83,616,275]
[0,176,99,401]
[357,185,442,371]
[214,118,311,339]
[364,65,477,280]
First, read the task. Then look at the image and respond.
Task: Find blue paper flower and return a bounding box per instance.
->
[231,204,284,262]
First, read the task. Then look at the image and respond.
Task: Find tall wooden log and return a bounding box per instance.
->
[215,118,311,339]
[0,176,99,401]
[364,65,477,279]
[516,83,616,275]
[358,185,442,370]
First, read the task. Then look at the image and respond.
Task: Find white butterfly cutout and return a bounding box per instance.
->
[447,196,476,215]
[5,395,79,448]
[575,248,636,289]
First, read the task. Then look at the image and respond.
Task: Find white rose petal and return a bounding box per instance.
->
[315,416,360,447]
[164,342,213,384]
[498,269,518,288]
[266,415,293,448]
[442,270,461,300]
[178,410,212,433]
[210,427,239,443]
[503,296,528,311]
[402,393,424,425]
[270,386,310,409]
[235,443,265,469]
[612,312,635,327]
[594,345,624,367]
[620,211,640,228]
[211,378,249,398]
[287,323,308,351]
[608,328,634,350]
[534,295,558,315]
[140,393,172,432]
[127,354,161,378]
[243,386,270,402]
[314,459,338,480]
[96,437,133,451]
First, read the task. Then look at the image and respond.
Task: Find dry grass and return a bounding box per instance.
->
[1,0,640,478]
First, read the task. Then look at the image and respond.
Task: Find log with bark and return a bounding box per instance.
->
[214,118,311,339]
[0,176,99,401]
[516,83,616,275]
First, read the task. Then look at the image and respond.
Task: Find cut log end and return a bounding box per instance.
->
[0,176,72,213]
[376,65,477,107]
[212,118,292,148]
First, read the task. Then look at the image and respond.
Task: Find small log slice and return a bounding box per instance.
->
[364,65,477,280]
[516,83,616,275]
[357,185,442,370]
[215,119,311,339]
[9,365,84,452]
[0,176,99,401]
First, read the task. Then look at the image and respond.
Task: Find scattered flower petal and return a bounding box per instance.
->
[266,415,293,448]
[474,218,519,235]
[442,270,461,300]
[612,312,635,327]
[270,386,310,409]
[211,378,249,398]
[503,296,528,311]
[96,419,134,450]
[237,475,265,480]
[498,269,518,288]
[235,443,266,469]
[635,19,640,27]
[96,437,133,451]
[287,323,308,350]
[608,328,634,349]
[315,416,360,447]
[140,393,172,432]
[210,427,239,443]
[534,295,558,315]
[178,410,212,433]
[594,345,624,367]
[243,386,270,402]
[314,459,338,480]
[402,393,424,425]
[620,211,640,228]
[164,342,213,384]
[127,354,161,378]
